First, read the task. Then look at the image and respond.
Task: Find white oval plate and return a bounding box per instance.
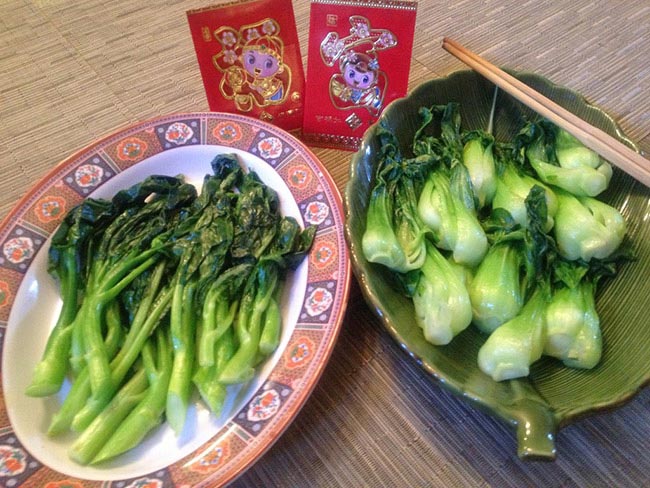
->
[0,113,350,487]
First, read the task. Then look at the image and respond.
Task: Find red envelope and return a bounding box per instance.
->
[302,0,418,150]
[187,0,305,132]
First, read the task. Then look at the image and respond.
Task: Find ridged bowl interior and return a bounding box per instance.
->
[344,70,649,459]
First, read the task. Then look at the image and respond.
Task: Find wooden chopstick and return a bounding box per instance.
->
[441,37,650,188]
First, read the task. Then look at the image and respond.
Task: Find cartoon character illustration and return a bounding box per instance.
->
[212,19,292,112]
[320,16,397,116]
[330,51,385,116]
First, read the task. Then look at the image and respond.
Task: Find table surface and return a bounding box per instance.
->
[2,1,650,487]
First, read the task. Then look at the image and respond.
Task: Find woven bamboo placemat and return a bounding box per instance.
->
[1,1,649,486]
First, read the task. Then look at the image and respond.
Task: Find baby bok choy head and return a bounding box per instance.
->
[361,125,435,273]
[553,187,626,262]
[477,285,549,382]
[545,256,626,370]
[476,186,557,381]
[518,120,613,197]
[545,279,601,369]
[417,163,488,268]
[407,239,472,345]
[414,103,497,212]
[469,185,552,334]
[462,130,497,209]
[469,238,525,335]
[491,146,558,233]
[407,102,488,268]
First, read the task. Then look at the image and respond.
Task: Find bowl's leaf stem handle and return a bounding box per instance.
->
[512,397,557,460]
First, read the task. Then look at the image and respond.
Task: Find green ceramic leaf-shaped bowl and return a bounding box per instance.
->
[344,70,649,460]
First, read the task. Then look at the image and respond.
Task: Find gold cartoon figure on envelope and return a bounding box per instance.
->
[321,16,397,116]
[212,19,292,112]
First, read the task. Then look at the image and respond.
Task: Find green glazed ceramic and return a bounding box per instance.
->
[344,70,648,460]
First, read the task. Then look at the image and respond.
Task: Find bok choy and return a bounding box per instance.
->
[361,100,631,383]
[361,126,435,273]
[518,120,613,197]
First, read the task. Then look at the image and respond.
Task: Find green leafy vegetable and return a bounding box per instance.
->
[492,147,558,232]
[418,164,488,268]
[362,101,631,383]
[469,240,525,334]
[544,279,601,369]
[476,186,556,381]
[361,126,434,272]
[477,285,549,382]
[26,198,115,397]
[93,328,173,464]
[544,255,626,369]
[462,130,497,209]
[411,239,472,345]
[553,187,626,261]
[518,120,613,197]
[28,153,315,465]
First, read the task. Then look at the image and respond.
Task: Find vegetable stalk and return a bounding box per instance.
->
[412,240,472,345]
[478,287,549,381]
[92,328,173,464]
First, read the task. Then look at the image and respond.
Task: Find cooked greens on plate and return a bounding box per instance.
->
[25,153,315,465]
